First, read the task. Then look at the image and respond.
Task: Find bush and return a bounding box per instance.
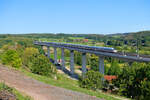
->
[89,55,99,71]
[112,63,150,100]
[22,47,57,77]
[30,54,57,77]
[107,59,121,75]
[22,47,39,67]
[2,50,22,68]
[79,70,103,90]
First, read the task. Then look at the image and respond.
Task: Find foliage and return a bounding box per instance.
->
[64,49,70,57]
[1,45,11,51]
[74,51,82,65]
[107,59,121,75]
[2,50,22,68]
[112,63,150,100]
[36,46,45,55]
[21,47,57,78]
[18,41,27,47]
[22,47,39,67]
[79,70,103,90]
[30,54,57,77]
[89,54,99,71]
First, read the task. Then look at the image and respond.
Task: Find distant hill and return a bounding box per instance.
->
[109,31,150,40]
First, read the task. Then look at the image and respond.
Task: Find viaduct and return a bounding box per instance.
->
[34,41,150,77]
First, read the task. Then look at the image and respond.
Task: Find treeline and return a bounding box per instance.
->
[1,31,150,47]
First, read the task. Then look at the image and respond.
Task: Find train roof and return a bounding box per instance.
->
[38,41,116,50]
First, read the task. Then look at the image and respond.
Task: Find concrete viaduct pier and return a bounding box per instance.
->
[34,41,150,77]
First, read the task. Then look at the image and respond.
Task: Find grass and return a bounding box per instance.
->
[0,82,31,100]
[68,37,85,39]
[19,68,126,100]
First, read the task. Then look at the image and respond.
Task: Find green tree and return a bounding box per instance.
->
[2,50,22,68]
[37,46,45,55]
[79,70,103,90]
[89,54,99,71]
[113,63,150,100]
[107,59,121,75]
[22,47,39,67]
[30,55,57,77]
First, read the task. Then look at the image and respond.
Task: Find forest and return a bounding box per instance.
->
[0,31,150,100]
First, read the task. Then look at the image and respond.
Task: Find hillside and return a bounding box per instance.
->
[0,31,150,99]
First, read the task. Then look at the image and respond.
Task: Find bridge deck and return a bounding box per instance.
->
[34,41,150,62]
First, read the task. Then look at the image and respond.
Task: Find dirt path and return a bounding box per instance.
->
[0,65,102,100]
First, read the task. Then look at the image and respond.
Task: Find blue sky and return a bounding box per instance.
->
[0,0,150,34]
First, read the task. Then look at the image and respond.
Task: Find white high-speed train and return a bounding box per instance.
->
[44,42,117,53]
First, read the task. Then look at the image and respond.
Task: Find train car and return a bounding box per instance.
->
[62,43,117,53]
[93,46,117,53]
[74,45,117,53]
[41,42,117,53]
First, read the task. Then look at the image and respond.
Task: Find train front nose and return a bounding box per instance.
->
[114,50,117,53]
